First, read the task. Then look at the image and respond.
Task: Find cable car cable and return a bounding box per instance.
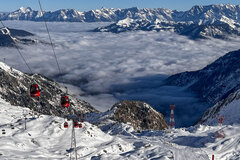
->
[38,0,62,74]
[37,0,72,108]
[0,20,42,98]
[0,20,33,73]
[0,20,6,28]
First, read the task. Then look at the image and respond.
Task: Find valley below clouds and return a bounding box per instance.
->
[1,21,240,126]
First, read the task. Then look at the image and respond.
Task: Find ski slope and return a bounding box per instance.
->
[0,97,239,159]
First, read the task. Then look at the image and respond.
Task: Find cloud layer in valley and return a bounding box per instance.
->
[1,21,240,126]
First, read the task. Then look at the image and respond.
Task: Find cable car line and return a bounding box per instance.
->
[38,0,62,74]
[0,20,33,73]
[0,20,6,28]
[37,0,71,108]
[0,20,42,97]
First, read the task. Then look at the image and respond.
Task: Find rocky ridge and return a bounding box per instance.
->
[166,49,240,106]
[0,62,97,116]
[87,100,168,133]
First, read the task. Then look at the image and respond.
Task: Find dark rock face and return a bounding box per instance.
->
[165,49,240,105]
[0,34,15,47]
[6,28,34,37]
[0,62,97,116]
[111,100,168,131]
[0,27,37,47]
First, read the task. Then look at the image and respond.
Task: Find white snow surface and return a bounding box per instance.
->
[205,99,240,126]
[200,89,240,126]
[0,98,239,159]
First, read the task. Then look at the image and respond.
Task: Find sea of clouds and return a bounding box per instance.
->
[1,21,240,126]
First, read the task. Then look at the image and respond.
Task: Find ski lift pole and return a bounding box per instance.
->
[22,110,27,130]
[24,116,27,130]
[70,119,77,160]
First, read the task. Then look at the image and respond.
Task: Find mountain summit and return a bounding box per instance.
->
[1,4,240,23]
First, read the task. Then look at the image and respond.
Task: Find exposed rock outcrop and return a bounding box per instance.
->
[111,100,168,131]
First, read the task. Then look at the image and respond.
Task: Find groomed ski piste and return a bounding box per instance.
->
[0,95,239,159]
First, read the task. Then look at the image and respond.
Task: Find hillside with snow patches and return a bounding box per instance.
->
[0,62,96,116]
[198,88,240,126]
[1,90,240,159]
[0,62,239,159]
[166,49,240,106]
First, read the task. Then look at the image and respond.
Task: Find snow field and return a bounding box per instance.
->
[0,97,240,159]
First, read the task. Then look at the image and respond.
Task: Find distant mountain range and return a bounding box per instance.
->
[1,5,240,39]
[93,18,240,39]
[1,5,240,24]
[93,4,240,39]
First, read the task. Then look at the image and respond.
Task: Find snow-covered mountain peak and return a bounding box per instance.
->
[19,7,26,13]
[17,7,33,13]
[116,18,134,27]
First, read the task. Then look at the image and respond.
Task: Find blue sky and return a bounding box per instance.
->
[0,0,239,12]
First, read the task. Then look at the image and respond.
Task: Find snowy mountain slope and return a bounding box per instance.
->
[91,4,240,39]
[178,4,240,25]
[198,88,240,126]
[166,49,240,105]
[0,98,132,159]
[94,18,240,39]
[0,62,97,116]
[1,97,239,159]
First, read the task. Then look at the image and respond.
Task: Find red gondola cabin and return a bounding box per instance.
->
[74,121,79,128]
[61,96,70,108]
[79,123,82,128]
[64,122,68,128]
[30,84,41,97]
[80,113,85,123]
